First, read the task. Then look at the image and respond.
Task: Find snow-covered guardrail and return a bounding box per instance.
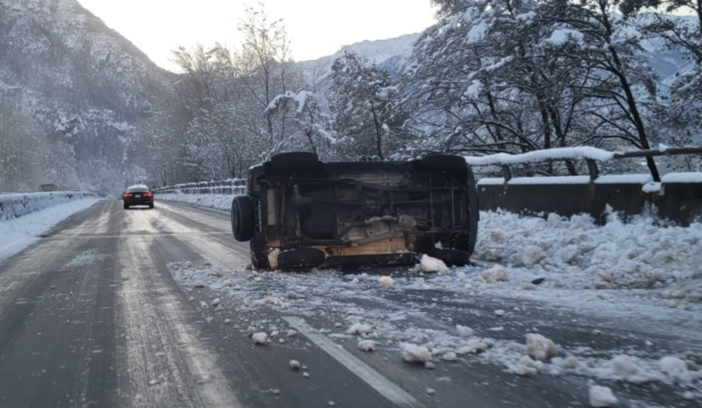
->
[0,191,98,222]
[154,179,247,196]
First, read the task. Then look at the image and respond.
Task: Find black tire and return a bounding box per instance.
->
[269,152,319,171]
[149,203,154,209]
[428,247,471,267]
[231,196,255,241]
[420,154,467,173]
[123,204,129,210]
[277,248,325,270]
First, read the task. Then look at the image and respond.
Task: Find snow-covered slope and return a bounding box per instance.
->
[296,33,420,92]
[0,0,169,193]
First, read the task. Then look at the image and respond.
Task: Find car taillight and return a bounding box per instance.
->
[143,193,152,197]
[124,193,133,197]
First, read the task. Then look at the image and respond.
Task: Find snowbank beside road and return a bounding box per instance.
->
[0,197,100,262]
[156,193,233,211]
[0,191,96,221]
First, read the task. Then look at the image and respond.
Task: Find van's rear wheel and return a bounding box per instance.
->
[232,196,254,241]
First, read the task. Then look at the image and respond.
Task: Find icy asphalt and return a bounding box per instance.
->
[0,200,699,408]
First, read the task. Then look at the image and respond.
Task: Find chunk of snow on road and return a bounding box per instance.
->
[609,355,643,376]
[252,333,268,344]
[426,388,436,395]
[358,340,376,352]
[457,339,488,354]
[494,309,505,317]
[481,265,508,282]
[456,325,474,339]
[526,334,558,361]
[193,281,206,289]
[289,360,301,370]
[658,356,687,375]
[347,323,372,335]
[287,330,298,337]
[211,298,221,307]
[401,343,432,363]
[378,276,395,288]
[442,351,457,361]
[589,385,618,407]
[302,372,310,378]
[420,255,448,273]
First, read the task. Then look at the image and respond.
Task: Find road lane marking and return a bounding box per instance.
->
[283,316,423,408]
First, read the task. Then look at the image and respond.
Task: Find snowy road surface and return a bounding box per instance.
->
[0,200,699,408]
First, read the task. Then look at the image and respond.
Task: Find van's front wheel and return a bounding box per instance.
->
[232,196,254,241]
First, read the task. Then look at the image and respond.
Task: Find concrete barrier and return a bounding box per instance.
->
[477,173,702,225]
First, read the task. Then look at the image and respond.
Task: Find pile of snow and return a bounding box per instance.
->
[401,343,432,363]
[0,197,100,262]
[0,191,96,221]
[474,210,702,295]
[347,323,372,335]
[480,265,509,283]
[252,332,269,345]
[589,385,619,407]
[358,340,376,352]
[378,276,395,288]
[420,254,449,273]
[525,334,558,361]
[156,193,235,211]
[456,325,474,339]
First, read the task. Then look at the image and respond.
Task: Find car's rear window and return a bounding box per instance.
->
[127,186,149,193]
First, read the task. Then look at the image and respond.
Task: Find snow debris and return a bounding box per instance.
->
[247,326,259,334]
[609,355,644,376]
[378,276,395,289]
[210,298,221,307]
[420,254,449,273]
[525,334,558,361]
[287,330,298,337]
[456,324,474,339]
[328,401,335,406]
[224,319,232,324]
[658,356,687,376]
[193,281,206,289]
[522,246,545,267]
[589,385,618,407]
[562,356,581,370]
[347,323,372,335]
[401,343,432,363]
[358,340,376,352]
[270,389,280,395]
[457,271,467,281]
[350,277,360,285]
[289,360,301,370]
[424,362,435,369]
[508,355,544,376]
[494,309,505,317]
[481,265,509,282]
[252,332,268,345]
[426,388,436,396]
[442,351,458,361]
[457,339,489,354]
[303,372,310,378]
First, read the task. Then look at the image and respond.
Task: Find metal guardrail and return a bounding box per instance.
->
[477,147,702,183]
[154,179,247,196]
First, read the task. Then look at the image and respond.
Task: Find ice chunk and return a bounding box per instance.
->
[525,334,558,361]
[589,385,618,407]
[456,324,474,339]
[347,323,372,335]
[378,276,395,288]
[358,340,376,352]
[289,360,301,370]
[193,281,206,288]
[610,355,643,376]
[401,343,432,363]
[522,246,545,266]
[287,330,298,337]
[457,339,488,354]
[442,351,457,361]
[252,332,268,345]
[457,271,467,281]
[210,298,221,307]
[420,255,449,273]
[658,356,687,375]
[481,265,508,282]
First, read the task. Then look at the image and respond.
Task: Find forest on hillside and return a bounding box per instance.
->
[141,0,701,187]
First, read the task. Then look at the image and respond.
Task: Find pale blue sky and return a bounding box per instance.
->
[77,0,437,71]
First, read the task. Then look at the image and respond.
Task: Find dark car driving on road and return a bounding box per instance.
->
[123,185,154,209]
[231,152,479,270]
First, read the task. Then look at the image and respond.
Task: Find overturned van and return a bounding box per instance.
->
[231,152,479,270]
